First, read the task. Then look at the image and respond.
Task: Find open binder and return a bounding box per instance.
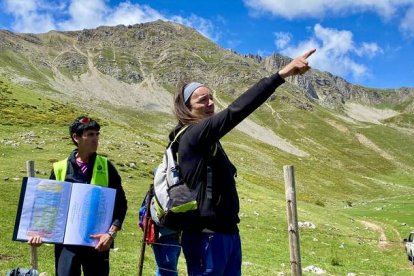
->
[13,177,116,247]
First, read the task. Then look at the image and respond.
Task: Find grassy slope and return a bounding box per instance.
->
[1,77,414,275]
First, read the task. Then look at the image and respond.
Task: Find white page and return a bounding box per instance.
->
[16,178,72,243]
[63,183,116,246]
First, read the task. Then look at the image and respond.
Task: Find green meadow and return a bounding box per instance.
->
[1,76,414,275]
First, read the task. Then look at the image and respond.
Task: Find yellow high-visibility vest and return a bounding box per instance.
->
[53,155,109,186]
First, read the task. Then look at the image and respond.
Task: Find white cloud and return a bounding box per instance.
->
[4,0,37,15]
[58,0,165,31]
[274,32,292,49]
[244,0,414,39]
[171,15,220,42]
[3,0,219,41]
[278,24,383,80]
[4,0,57,33]
[107,3,164,26]
[243,0,414,19]
[313,24,354,54]
[58,0,107,30]
[355,42,383,57]
[400,5,414,37]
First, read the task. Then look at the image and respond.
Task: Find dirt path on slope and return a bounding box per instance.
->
[359,219,414,272]
[48,42,172,112]
[355,133,395,161]
[358,220,389,249]
[355,133,411,170]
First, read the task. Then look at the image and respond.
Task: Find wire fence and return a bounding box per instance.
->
[149,241,182,248]
[141,227,409,275]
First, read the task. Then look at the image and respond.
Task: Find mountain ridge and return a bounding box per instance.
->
[2,20,414,157]
[1,20,413,112]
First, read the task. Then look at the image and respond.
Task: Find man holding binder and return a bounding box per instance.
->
[28,115,128,276]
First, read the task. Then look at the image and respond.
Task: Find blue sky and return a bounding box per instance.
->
[1,0,414,89]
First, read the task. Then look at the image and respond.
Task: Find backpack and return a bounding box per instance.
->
[151,126,216,231]
[6,268,39,276]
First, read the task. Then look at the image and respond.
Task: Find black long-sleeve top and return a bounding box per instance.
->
[50,149,128,229]
[170,73,285,233]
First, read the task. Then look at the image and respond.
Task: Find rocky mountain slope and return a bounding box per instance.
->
[1,20,414,160]
[1,20,413,112]
[2,20,414,156]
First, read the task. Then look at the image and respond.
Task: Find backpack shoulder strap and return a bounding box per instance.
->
[211,142,218,157]
[171,125,189,144]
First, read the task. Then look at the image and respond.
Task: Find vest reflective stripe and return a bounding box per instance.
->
[53,159,68,182]
[91,156,108,187]
[53,155,109,186]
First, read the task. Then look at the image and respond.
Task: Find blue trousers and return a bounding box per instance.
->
[152,234,181,276]
[181,232,242,276]
[54,244,109,276]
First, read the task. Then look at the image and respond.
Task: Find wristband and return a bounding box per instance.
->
[107,230,117,239]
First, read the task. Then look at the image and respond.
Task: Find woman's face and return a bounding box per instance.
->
[188,86,215,120]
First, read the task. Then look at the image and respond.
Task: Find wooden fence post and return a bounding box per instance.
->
[26,160,38,270]
[283,165,302,276]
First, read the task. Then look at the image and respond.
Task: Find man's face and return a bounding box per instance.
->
[74,129,99,153]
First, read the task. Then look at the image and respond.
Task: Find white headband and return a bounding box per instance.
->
[183,82,204,103]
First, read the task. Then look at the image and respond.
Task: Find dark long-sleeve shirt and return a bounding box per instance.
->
[170,73,285,233]
[50,149,128,229]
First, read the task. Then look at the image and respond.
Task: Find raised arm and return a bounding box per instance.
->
[183,49,317,148]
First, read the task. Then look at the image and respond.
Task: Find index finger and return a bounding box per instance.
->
[301,48,316,59]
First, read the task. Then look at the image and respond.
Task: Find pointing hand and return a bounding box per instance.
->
[278,49,316,78]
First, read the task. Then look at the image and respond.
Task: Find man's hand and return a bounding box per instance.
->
[27,236,43,247]
[90,233,113,252]
[278,49,316,79]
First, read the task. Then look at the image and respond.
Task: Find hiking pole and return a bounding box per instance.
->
[27,160,38,270]
[138,184,154,276]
